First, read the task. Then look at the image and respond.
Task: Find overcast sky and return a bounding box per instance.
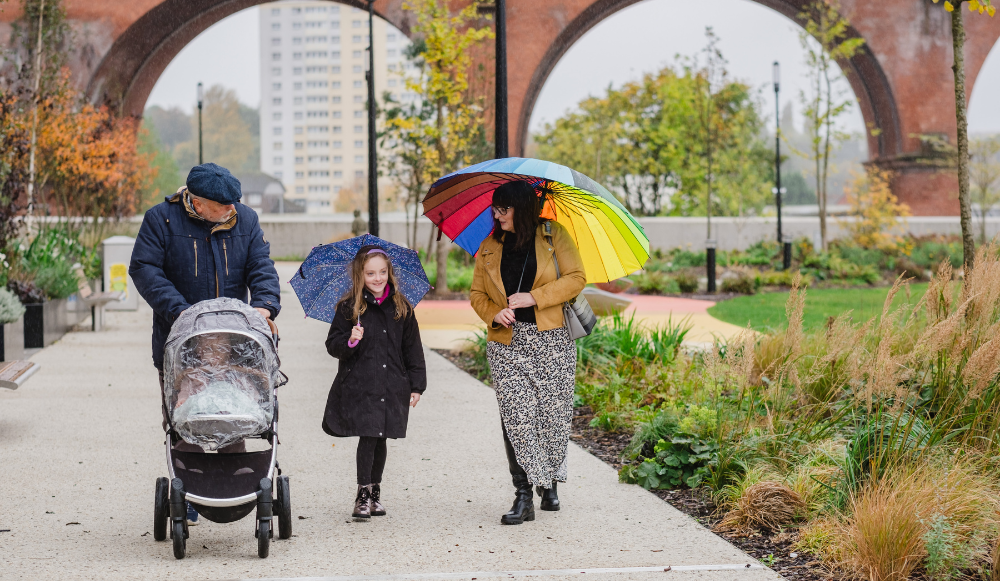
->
[147,0,1000,136]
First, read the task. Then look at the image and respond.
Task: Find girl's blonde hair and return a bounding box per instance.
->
[338,246,413,323]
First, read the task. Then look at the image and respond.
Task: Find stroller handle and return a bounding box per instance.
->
[267,318,280,346]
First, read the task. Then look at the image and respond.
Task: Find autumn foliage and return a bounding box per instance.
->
[33,70,154,219]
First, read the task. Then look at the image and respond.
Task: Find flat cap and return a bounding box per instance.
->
[186,163,242,205]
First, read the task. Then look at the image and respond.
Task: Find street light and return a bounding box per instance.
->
[197,82,204,165]
[366,0,379,237]
[494,0,507,159]
[772,61,790,270]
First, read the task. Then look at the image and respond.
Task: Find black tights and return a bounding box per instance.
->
[356,437,388,485]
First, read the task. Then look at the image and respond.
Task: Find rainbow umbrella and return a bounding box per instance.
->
[422,157,649,283]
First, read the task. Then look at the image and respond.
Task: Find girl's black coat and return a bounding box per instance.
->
[322,288,426,438]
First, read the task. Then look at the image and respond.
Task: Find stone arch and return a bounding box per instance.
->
[515,0,902,161]
[86,0,411,117]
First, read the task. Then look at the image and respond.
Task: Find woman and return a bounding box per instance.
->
[469,180,586,525]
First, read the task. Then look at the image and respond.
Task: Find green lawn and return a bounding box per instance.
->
[707,283,929,332]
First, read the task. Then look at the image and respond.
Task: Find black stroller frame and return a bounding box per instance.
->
[151,299,291,559]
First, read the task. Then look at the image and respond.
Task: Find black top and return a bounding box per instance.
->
[500,233,537,324]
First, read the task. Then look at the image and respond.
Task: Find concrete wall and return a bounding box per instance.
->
[255,214,1000,259]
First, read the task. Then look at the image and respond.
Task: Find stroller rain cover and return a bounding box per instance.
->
[163,298,283,451]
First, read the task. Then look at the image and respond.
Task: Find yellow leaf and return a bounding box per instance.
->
[933,0,940,4]
[989,4,997,15]
[970,0,980,9]
[945,1,955,10]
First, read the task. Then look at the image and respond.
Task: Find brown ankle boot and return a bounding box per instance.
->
[352,485,371,520]
[370,483,386,516]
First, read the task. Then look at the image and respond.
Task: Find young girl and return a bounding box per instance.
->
[322,245,427,520]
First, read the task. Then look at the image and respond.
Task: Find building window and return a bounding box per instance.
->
[354,140,364,148]
[272,38,281,46]
[387,33,397,42]
[293,52,303,60]
[273,156,283,164]
[305,51,328,58]
[355,171,364,178]
[308,126,329,133]
[272,97,282,105]
[294,126,303,135]
[334,155,343,163]
[306,80,328,88]
[334,171,343,178]
[306,95,329,103]
[332,96,342,104]
[353,95,364,103]
[353,20,363,28]
[294,97,303,105]
[353,80,363,88]
[309,185,330,192]
[273,112,282,120]
[331,35,341,44]
[272,52,281,61]
[293,67,303,75]
[309,170,330,177]
[331,66,342,74]
[355,155,364,163]
[307,111,329,118]
[333,141,343,148]
[271,8,280,16]
[273,142,283,150]
[272,82,281,91]
[387,64,397,72]
[333,126,342,133]
[332,111,342,119]
[272,67,281,76]
[305,5,327,12]
[271,22,280,30]
[294,111,304,120]
[387,79,397,87]
[296,186,304,194]
[331,51,341,59]
[352,35,362,43]
[352,50,362,59]
[353,65,362,73]
[306,35,327,42]
[387,49,397,57]
[273,127,282,136]
[306,22,323,29]
[308,155,330,163]
[308,141,330,148]
[334,186,342,194]
[295,142,304,149]
[294,157,304,164]
[274,171,283,179]
[353,111,364,118]
[295,171,305,178]
[331,81,342,89]
[306,65,327,73]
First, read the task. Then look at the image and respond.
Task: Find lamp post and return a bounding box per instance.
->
[494,0,507,159]
[366,0,379,236]
[772,62,790,270]
[197,82,204,165]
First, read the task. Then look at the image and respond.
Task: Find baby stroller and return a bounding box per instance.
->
[152,298,290,559]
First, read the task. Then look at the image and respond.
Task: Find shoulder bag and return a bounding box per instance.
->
[543,222,596,340]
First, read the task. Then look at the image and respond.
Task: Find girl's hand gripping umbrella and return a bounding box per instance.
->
[348,322,364,347]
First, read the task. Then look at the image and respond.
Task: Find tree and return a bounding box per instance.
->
[400,0,493,295]
[794,0,864,252]
[173,85,257,175]
[970,136,1000,243]
[138,119,182,212]
[0,91,30,251]
[933,0,996,268]
[381,86,434,250]
[844,167,910,252]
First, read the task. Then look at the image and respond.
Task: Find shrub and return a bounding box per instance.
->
[674,272,699,293]
[828,255,880,284]
[721,273,755,295]
[0,287,25,324]
[894,256,927,281]
[714,481,807,534]
[6,280,44,304]
[632,271,677,295]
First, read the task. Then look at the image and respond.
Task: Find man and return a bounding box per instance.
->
[129,163,281,524]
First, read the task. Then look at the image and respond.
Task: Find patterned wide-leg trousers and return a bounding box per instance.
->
[487,322,577,487]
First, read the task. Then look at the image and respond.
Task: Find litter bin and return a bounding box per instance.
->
[102,236,138,311]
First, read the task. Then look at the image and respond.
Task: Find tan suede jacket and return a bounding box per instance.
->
[470,221,587,345]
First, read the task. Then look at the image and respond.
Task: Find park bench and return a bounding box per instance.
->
[76,270,125,332]
[0,360,39,390]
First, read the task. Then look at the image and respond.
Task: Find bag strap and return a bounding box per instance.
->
[543,222,562,280]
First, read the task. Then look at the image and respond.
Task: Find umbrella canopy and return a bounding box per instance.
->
[289,234,430,323]
[422,157,650,283]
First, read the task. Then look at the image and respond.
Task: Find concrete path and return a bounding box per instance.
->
[0,263,778,581]
[415,293,747,351]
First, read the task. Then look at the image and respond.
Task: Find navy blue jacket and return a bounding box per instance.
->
[129,190,282,368]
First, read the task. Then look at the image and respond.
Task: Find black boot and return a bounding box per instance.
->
[500,427,535,525]
[536,482,560,511]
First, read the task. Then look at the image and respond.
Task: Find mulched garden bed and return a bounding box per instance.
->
[436,348,836,581]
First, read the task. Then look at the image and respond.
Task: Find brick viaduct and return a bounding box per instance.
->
[2,0,1000,215]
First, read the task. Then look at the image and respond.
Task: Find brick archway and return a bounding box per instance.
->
[2,0,1000,214]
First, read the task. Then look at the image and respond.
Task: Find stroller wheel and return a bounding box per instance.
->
[257,477,273,558]
[257,520,271,558]
[153,478,169,541]
[172,521,186,559]
[276,476,292,540]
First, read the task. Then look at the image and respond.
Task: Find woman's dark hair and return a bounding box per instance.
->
[491,180,542,249]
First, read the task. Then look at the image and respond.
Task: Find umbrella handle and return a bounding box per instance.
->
[348,323,362,348]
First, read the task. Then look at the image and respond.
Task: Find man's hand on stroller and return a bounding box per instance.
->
[255,308,272,320]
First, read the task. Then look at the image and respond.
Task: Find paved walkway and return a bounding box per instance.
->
[416,292,747,350]
[0,263,777,581]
